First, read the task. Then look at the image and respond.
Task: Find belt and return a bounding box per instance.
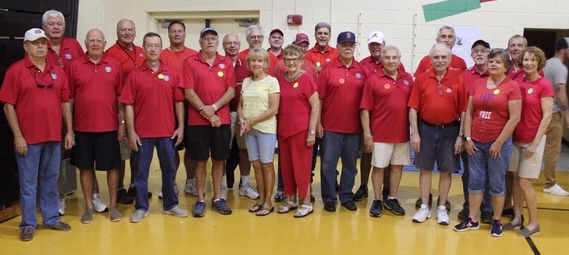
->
[420,119,459,129]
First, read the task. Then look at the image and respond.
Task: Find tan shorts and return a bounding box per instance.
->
[371,142,411,168]
[508,137,545,179]
[119,139,131,160]
[230,111,247,150]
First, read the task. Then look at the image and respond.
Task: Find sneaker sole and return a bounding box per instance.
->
[369,212,382,218]
[163,210,189,218]
[543,190,569,196]
[491,232,503,237]
[454,226,480,232]
[94,207,109,213]
[412,216,431,223]
[437,220,449,225]
[383,204,405,216]
[130,212,149,223]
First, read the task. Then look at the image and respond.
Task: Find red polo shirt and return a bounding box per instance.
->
[514,77,554,143]
[276,72,317,139]
[106,41,146,75]
[359,56,406,74]
[181,52,235,126]
[68,54,123,132]
[47,37,84,71]
[318,57,367,133]
[229,58,250,111]
[305,44,338,70]
[268,48,283,60]
[408,69,467,124]
[238,48,278,75]
[460,67,490,95]
[160,47,198,75]
[120,62,184,138]
[414,54,467,77]
[360,69,413,143]
[470,77,522,142]
[0,57,70,144]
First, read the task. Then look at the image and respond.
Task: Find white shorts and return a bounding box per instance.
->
[508,137,545,179]
[371,142,411,168]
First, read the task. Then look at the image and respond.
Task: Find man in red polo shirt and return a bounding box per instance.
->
[106,19,146,204]
[159,20,198,200]
[182,27,235,217]
[268,28,284,60]
[0,28,74,241]
[238,25,278,75]
[507,35,527,80]
[414,26,467,77]
[68,29,124,224]
[305,22,338,73]
[318,31,367,213]
[360,45,413,217]
[121,32,187,223]
[409,43,467,225]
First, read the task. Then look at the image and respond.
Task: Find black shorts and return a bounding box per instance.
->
[71,131,121,170]
[185,125,230,161]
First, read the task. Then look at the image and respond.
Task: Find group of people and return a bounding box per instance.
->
[2,9,569,242]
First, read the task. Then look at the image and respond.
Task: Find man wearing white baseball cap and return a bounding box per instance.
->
[0,28,74,241]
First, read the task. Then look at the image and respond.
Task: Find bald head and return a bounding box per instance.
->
[85,28,106,60]
[116,19,136,46]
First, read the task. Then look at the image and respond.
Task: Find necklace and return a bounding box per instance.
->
[285,71,302,82]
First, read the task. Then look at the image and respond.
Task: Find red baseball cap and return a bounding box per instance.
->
[270,28,284,37]
[294,33,310,44]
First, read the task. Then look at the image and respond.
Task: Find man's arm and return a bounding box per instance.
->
[3,103,27,155]
[554,83,569,127]
[62,101,74,150]
[409,108,420,153]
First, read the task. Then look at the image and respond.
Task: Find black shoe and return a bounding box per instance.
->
[502,207,515,216]
[481,211,493,224]
[458,208,469,220]
[117,188,134,204]
[415,193,433,208]
[341,200,357,211]
[310,194,316,202]
[369,200,383,217]
[324,202,336,212]
[384,198,405,216]
[352,186,368,201]
[274,191,285,202]
[127,185,152,199]
[382,188,389,201]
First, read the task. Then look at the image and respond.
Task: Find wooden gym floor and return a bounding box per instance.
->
[1,150,569,255]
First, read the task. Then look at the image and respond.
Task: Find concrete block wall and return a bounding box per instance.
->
[75,0,569,73]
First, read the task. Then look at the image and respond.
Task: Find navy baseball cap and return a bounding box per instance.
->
[200,27,218,38]
[471,39,490,49]
[337,31,356,44]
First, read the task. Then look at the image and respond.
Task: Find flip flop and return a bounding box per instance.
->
[248,203,263,213]
[256,206,274,216]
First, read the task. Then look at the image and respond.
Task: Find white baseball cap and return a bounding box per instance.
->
[24,28,49,42]
[367,30,385,44]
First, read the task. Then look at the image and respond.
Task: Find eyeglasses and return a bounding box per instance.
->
[31,69,54,89]
[249,35,263,40]
[283,57,299,63]
[472,49,488,54]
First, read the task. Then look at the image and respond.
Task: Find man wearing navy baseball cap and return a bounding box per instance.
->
[318,31,368,212]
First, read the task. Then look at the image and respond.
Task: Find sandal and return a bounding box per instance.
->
[294,204,313,218]
[248,203,263,213]
[256,206,274,216]
[278,201,298,214]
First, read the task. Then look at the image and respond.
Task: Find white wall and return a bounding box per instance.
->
[76,0,569,73]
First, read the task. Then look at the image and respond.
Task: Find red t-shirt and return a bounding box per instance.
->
[238,48,278,75]
[276,72,317,139]
[272,59,318,83]
[360,69,413,143]
[470,77,522,143]
[0,57,70,144]
[318,58,367,133]
[68,54,123,132]
[408,69,467,124]
[414,54,467,77]
[305,44,339,70]
[460,67,490,95]
[120,62,184,138]
[105,42,146,75]
[514,77,555,143]
[181,52,235,126]
[359,56,406,75]
[160,47,198,75]
[229,58,250,111]
[47,37,84,72]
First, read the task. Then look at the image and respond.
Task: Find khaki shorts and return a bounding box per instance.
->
[371,142,411,168]
[119,139,132,160]
[230,111,247,150]
[508,137,545,179]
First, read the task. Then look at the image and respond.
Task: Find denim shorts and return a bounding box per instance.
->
[468,137,513,196]
[244,128,276,163]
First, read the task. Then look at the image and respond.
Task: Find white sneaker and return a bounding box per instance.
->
[163,206,189,218]
[436,205,450,225]
[412,204,431,223]
[159,183,179,199]
[58,198,66,216]
[238,183,260,200]
[92,193,109,213]
[221,183,228,200]
[184,179,198,196]
[543,184,569,196]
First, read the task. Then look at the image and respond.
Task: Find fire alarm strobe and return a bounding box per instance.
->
[287,15,303,25]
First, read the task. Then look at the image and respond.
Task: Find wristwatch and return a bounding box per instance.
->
[309,130,316,135]
[465,136,472,141]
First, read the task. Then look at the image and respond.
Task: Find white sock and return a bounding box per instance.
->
[241,175,249,186]
[387,195,397,200]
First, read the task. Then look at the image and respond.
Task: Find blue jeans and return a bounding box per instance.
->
[468,137,513,196]
[132,138,178,211]
[16,141,61,229]
[320,131,361,204]
[461,151,493,212]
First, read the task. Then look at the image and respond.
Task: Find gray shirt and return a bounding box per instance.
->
[543,57,567,113]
